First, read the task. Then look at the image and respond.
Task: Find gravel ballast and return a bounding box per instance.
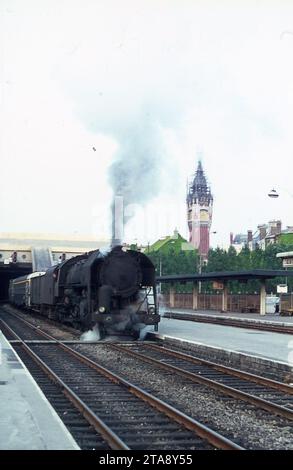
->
[71,343,293,450]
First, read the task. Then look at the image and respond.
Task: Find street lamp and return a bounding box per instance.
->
[267,187,293,309]
[268,189,279,198]
[268,187,293,199]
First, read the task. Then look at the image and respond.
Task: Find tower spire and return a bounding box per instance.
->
[187,159,213,258]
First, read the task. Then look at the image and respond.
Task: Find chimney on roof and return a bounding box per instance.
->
[230,232,234,245]
[247,230,253,243]
[258,224,267,240]
[268,220,282,236]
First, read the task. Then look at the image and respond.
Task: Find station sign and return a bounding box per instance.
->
[283,258,293,268]
[277,284,288,293]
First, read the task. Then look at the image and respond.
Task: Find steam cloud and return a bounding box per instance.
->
[80,325,101,342]
[109,120,163,207]
[110,120,164,244]
[58,5,197,240]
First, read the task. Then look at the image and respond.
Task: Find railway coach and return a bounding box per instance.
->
[9,272,45,307]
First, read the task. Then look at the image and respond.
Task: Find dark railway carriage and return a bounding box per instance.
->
[9,246,160,338]
[9,272,45,307]
[9,275,28,307]
[30,271,44,305]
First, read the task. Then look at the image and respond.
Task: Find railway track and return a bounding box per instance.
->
[163,311,293,335]
[0,308,73,341]
[102,342,293,421]
[0,311,243,450]
[0,305,79,340]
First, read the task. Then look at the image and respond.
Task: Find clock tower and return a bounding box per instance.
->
[187,160,213,258]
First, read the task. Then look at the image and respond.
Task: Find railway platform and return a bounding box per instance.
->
[0,331,79,450]
[162,307,293,325]
[152,316,293,367]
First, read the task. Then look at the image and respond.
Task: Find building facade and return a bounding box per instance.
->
[0,232,108,268]
[186,161,213,258]
[230,220,293,251]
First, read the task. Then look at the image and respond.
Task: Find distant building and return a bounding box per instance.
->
[0,232,108,267]
[230,220,293,251]
[186,161,213,258]
[229,232,251,253]
[147,229,194,254]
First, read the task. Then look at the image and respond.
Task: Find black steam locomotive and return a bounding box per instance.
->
[9,246,160,338]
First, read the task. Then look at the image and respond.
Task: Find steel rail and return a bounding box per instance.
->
[108,343,293,421]
[53,342,244,450]
[0,318,129,450]
[145,343,293,394]
[0,311,66,341]
[0,314,243,450]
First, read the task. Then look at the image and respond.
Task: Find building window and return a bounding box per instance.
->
[22,254,27,260]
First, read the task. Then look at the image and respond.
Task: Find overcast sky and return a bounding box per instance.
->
[1,0,293,247]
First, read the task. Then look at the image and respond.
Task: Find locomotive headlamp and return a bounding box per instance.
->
[99,306,106,313]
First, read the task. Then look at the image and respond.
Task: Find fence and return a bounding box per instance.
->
[280,293,293,311]
[160,293,260,312]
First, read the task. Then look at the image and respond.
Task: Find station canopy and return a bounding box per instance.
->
[157,269,293,283]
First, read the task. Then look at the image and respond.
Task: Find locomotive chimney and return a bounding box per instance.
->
[111,194,124,247]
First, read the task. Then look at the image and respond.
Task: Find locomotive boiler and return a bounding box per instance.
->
[9,246,160,338]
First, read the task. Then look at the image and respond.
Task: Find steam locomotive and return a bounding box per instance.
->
[8,246,160,338]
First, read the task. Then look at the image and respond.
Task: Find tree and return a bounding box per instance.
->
[146,241,293,294]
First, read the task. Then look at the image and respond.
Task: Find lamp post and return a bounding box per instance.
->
[198,231,217,293]
[267,188,293,311]
[158,252,162,294]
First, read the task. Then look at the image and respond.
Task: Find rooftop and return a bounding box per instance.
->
[157,269,293,283]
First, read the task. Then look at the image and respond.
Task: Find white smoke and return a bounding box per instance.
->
[57,6,196,231]
[108,121,164,211]
[98,245,111,256]
[138,325,152,341]
[157,292,167,317]
[80,324,101,342]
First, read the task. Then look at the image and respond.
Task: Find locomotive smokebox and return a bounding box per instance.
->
[100,247,142,298]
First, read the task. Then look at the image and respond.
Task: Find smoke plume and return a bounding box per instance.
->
[109,121,163,207]
[110,119,163,244]
[57,4,196,240]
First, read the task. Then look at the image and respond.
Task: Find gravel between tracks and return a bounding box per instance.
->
[72,343,293,450]
[1,305,78,341]
[2,306,293,448]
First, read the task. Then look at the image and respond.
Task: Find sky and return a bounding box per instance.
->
[1,0,293,248]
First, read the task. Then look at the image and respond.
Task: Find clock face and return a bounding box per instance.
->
[200,209,209,221]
